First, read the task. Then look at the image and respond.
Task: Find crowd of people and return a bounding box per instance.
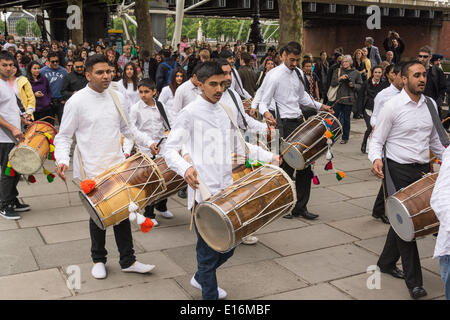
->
[0,28,449,301]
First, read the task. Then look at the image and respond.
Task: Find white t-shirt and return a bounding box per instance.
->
[117,79,141,105]
[0,79,21,143]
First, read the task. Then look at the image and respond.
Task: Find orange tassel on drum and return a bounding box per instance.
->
[80,179,96,194]
[140,218,154,233]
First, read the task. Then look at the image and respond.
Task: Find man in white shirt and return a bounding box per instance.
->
[163,61,278,300]
[370,63,404,224]
[54,54,155,280]
[0,52,31,221]
[430,147,450,300]
[258,41,333,220]
[219,50,252,100]
[171,64,202,119]
[369,61,445,299]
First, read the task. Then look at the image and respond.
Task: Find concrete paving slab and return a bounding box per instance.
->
[307,201,370,223]
[330,157,372,172]
[38,220,114,244]
[18,206,88,228]
[18,177,79,197]
[20,192,81,211]
[0,219,18,231]
[258,224,358,256]
[175,260,308,300]
[420,257,441,276]
[327,180,381,198]
[0,227,44,248]
[0,268,72,300]
[166,197,187,209]
[132,224,197,252]
[328,215,390,240]
[0,247,39,277]
[31,236,145,270]
[151,206,191,228]
[346,169,379,182]
[255,216,308,234]
[67,279,190,300]
[275,244,378,284]
[257,283,353,300]
[345,196,377,211]
[163,243,282,275]
[355,235,437,259]
[309,188,350,206]
[311,172,362,188]
[331,269,444,300]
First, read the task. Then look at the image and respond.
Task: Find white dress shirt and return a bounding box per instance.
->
[370,83,401,127]
[251,73,276,113]
[258,64,322,119]
[158,85,174,112]
[54,85,149,180]
[117,79,141,105]
[129,99,171,156]
[430,146,450,258]
[0,79,21,143]
[221,88,267,132]
[231,67,252,100]
[163,95,274,209]
[368,89,444,164]
[171,79,201,118]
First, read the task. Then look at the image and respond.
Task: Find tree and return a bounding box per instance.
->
[135,0,153,55]
[15,18,29,36]
[0,21,5,34]
[278,0,303,48]
[113,17,136,40]
[31,21,41,37]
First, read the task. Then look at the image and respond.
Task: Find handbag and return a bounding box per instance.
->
[327,68,341,102]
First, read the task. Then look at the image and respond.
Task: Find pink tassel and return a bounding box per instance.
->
[324,161,333,171]
[313,175,320,185]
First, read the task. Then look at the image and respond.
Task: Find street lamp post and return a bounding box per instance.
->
[247,0,266,59]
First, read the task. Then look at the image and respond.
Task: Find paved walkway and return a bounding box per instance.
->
[0,118,445,300]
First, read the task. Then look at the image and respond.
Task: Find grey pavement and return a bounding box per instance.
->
[0,118,446,300]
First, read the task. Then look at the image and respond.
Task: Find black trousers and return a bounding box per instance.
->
[362,108,372,147]
[0,143,20,206]
[372,185,386,218]
[34,109,55,126]
[51,99,64,125]
[89,218,135,269]
[144,199,168,219]
[278,117,313,214]
[377,159,429,289]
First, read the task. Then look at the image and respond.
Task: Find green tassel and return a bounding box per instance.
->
[47,174,54,183]
[5,167,11,176]
[336,172,343,181]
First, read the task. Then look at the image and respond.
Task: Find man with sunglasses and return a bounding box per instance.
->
[418,46,447,123]
[61,57,88,102]
[40,52,68,124]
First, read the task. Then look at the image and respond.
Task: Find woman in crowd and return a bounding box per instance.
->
[158,66,187,114]
[27,61,53,125]
[38,48,49,67]
[9,59,36,118]
[256,57,275,89]
[65,48,75,65]
[353,49,368,82]
[361,47,372,79]
[118,62,140,105]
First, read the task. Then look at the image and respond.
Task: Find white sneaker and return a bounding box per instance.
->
[122,261,155,274]
[190,275,227,299]
[151,218,159,227]
[91,262,107,279]
[159,210,174,219]
[242,235,258,245]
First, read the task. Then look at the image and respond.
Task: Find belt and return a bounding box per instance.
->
[386,158,429,167]
[280,117,303,123]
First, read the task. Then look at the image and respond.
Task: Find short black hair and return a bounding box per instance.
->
[401,60,423,77]
[47,52,59,60]
[138,78,156,90]
[192,61,204,76]
[215,59,230,68]
[73,56,84,63]
[219,50,233,59]
[13,58,22,77]
[196,61,225,83]
[161,49,171,59]
[240,52,252,65]
[0,51,14,62]
[285,41,302,55]
[302,58,313,67]
[85,54,109,72]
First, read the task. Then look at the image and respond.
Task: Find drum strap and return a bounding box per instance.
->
[76,146,87,181]
[383,147,396,197]
[108,89,136,146]
[220,102,250,157]
[424,96,449,147]
[227,89,248,130]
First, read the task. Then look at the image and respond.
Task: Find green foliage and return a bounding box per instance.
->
[112,17,136,39]
[0,21,5,34]
[31,21,41,37]
[15,18,29,36]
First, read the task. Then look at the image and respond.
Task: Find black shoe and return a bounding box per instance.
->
[361,142,366,154]
[372,214,390,224]
[0,204,21,220]
[299,211,319,220]
[380,267,405,279]
[13,198,30,212]
[178,189,187,199]
[409,286,427,299]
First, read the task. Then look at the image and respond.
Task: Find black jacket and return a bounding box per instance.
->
[424,65,447,106]
[357,78,389,111]
[383,37,405,64]
[61,71,88,101]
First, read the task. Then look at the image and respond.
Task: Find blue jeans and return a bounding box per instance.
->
[440,255,450,300]
[334,103,352,141]
[193,217,235,300]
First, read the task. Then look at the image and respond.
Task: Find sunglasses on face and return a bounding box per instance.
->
[418,55,429,58]
[67,64,73,67]
[50,60,59,63]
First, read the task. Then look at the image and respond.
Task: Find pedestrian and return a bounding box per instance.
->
[27,61,53,125]
[118,62,140,106]
[61,57,88,102]
[364,37,382,68]
[158,66,187,114]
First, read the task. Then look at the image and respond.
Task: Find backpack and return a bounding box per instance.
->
[161,61,175,86]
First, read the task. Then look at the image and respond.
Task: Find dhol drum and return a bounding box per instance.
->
[152,156,187,201]
[242,98,257,119]
[9,121,57,174]
[194,164,296,253]
[280,112,342,170]
[79,152,167,230]
[386,172,440,242]
[232,155,252,182]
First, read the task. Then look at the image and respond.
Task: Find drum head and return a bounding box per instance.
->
[281,141,305,170]
[9,146,43,174]
[79,191,106,230]
[386,196,415,242]
[195,202,234,253]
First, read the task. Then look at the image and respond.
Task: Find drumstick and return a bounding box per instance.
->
[156,137,166,148]
[190,189,196,231]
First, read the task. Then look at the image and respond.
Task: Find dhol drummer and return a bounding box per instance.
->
[0,52,32,220]
[369,60,446,299]
[258,41,333,220]
[129,78,175,226]
[163,61,279,300]
[217,58,275,245]
[54,54,155,279]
